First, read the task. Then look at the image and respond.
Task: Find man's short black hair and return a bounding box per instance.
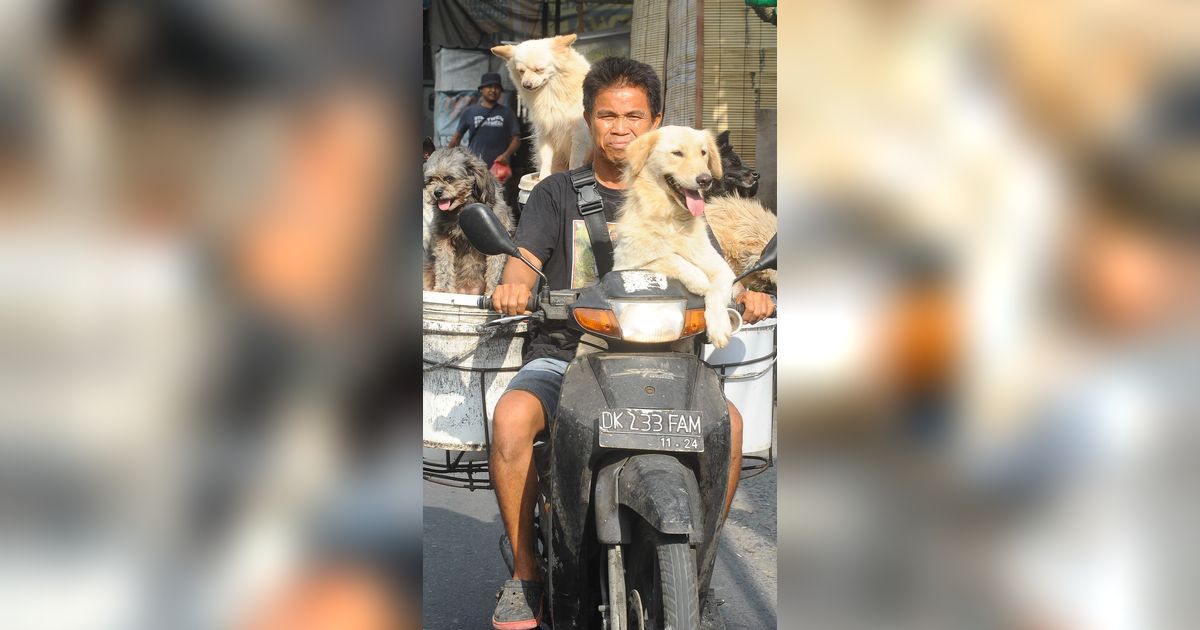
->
[583,57,663,120]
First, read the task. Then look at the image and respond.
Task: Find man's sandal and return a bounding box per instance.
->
[492,579,543,630]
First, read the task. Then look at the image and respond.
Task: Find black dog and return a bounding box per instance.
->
[710,130,759,198]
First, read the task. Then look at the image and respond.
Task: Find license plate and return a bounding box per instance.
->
[597,408,704,452]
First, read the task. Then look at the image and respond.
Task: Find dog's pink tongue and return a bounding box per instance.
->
[683,189,705,217]
[437,199,453,211]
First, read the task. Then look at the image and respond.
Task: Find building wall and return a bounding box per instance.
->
[632,0,777,188]
[702,0,777,170]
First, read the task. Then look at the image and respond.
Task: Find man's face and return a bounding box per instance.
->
[587,85,662,166]
[480,84,501,104]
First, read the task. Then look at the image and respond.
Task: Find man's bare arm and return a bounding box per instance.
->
[447,131,463,148]
[495,135,521,165]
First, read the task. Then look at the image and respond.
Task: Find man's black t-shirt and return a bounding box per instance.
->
[456,103,521,166]
[514,170,623,363]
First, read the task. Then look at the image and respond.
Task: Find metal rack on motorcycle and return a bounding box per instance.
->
[704,318,777,479]
[423,291,528,491]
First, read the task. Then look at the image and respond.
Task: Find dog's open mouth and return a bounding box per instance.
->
[435,197,458,212]
[665,174,707,217]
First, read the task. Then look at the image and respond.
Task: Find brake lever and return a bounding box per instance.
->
[477,313,533,331]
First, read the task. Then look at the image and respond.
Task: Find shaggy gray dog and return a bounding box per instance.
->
[422,147,513,295]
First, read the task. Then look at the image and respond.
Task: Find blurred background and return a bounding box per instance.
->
[0,1,421,629]
[777,1,1198,629]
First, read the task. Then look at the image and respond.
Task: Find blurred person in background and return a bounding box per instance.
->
[447,71,520,182]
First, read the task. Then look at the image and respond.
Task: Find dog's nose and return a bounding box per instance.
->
[696,173,713,188]
[434,187,444,198]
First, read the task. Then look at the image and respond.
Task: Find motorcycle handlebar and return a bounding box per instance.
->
[478,292,538,313]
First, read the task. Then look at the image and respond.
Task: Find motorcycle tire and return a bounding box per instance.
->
[655,536,700,630]
[627,527,700,630]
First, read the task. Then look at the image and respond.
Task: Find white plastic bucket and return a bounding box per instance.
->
[703,318,776,454]
[423,290,526,450]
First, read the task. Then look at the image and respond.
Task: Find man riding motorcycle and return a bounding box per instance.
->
[486,56,775,630]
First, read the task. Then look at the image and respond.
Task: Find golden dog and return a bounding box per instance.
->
[705,195,778,294]
[613,126,737,348]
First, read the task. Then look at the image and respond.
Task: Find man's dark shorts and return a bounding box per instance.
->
[504,357,569,424]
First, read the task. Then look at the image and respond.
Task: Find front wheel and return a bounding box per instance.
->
[626,526,699,630]
[655,538,699,629]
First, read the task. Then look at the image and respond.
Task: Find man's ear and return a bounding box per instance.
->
[651,113,663,130]
[491,45,514,59]
[625,130,659,179]
[705,131,724,180]
[554,34,578,48]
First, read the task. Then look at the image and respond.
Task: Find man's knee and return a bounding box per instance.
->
[492,390,545,452]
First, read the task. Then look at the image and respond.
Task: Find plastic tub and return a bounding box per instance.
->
[517,173,539,209]
[423,290,526,451]
[703,317,777,454]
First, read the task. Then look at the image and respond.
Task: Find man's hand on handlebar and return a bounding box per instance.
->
[490,247,543,315]
[492,283,534,315]
[736,290,775,324]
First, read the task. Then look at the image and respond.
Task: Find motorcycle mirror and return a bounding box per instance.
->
[734,234,777,284]
[460,203,519,257]
[459,202,549,289]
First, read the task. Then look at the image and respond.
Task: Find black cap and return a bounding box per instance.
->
[479,72,503,89]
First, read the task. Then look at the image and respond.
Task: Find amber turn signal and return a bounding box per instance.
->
[574,307,622,337]
[681,308,707,337]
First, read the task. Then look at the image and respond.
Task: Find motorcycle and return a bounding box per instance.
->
[459,203,776,629]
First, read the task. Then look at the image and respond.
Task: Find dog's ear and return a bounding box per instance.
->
[554,34,578,48]
[491,45,514,59]
[705,131,724,180]
[715,130,736,160]
[471,159,497,206]
[625,130,659,179]
[423,137,435,158]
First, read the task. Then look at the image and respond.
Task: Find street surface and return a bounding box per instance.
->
[422,458,777,629]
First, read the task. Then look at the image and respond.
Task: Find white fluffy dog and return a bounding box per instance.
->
[613,126,738,348]
[492,34,592,179]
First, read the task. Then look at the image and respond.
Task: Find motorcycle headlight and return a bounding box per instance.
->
[609,299,687,343]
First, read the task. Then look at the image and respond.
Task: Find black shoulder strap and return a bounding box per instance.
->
[569,166,614,277]
[705,222,726,259]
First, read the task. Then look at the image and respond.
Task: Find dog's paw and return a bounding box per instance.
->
[706,307,732,349]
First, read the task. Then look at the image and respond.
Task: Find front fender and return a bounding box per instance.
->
[594,454,704,545]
